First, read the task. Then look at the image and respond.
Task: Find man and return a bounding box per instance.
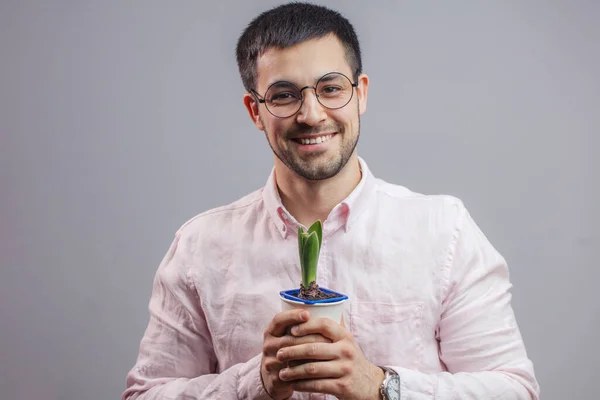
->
[123,3,539,399]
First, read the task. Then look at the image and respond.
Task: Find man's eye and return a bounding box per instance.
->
[271,92,297,101]
[321,86,342,94]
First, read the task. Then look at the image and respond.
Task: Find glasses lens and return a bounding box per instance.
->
[265,82,302,117]
[316,73,353,109]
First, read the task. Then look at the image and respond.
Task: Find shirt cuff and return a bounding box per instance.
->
[390,366,436,400]
[237,353,274,400]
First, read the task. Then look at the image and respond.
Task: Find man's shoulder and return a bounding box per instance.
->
[371,178,470,244]
[175,187,265,238]
[374,177,466,212]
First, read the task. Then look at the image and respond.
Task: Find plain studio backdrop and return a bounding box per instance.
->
[1,1,597,399]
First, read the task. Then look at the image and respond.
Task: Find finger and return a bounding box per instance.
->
[277,342,338,363]
[290,317,347,342]
[290,378,346,396]
[264,333,328,365]
[278,333,332,349]
[267,309,310,337]
[279,360,345,382]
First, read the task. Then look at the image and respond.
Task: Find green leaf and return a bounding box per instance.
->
[301,231,319,287]
[297,221,323,288]
[298,226,305,264]
[307,220,322,252]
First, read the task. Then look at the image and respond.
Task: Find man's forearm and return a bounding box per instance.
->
[389,364,539,400]
[122,354,272,400]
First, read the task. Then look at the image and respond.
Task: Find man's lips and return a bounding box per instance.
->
[292,133,337,145]
[291,132,337,140]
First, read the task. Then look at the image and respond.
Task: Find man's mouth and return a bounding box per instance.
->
[292,133,335,145]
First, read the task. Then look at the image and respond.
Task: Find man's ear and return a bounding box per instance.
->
[356,73,369,116]
[243,93,265,131]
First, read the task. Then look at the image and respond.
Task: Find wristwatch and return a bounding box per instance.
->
[380,366,401,400]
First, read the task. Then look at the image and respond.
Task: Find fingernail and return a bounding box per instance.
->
[300,311,308,320]
[277,349,284,359]
[280,369,287,379]
[291,326,298,335]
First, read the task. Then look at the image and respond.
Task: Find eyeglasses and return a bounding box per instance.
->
[251,72,358,118]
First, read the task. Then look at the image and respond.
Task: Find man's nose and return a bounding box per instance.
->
[296,88,327,125]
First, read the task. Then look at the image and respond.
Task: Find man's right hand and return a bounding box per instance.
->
[261,309,332,400]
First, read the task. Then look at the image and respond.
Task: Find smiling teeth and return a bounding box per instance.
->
[299,134,333,145]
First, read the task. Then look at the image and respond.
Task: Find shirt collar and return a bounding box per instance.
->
[262,157,376,239]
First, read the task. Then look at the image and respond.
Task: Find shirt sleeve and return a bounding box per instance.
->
[122,230,272,400]
[390,203,540,399]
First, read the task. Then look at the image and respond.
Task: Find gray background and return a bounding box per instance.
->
[1,1,597,399]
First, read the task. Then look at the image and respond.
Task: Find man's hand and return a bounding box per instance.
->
[261,310,332,400]
[275,317,385,400]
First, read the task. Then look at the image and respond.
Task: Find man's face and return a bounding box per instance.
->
[244,34,369,180]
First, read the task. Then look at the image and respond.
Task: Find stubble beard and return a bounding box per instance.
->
[262,111,361,181]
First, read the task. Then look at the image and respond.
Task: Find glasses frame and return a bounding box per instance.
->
[250,71,359,119]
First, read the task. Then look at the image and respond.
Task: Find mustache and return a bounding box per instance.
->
[285,122,345,138]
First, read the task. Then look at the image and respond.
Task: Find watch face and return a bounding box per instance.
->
[385,375,401,400]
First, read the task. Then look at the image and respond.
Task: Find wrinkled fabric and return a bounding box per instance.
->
[123,157,539,400]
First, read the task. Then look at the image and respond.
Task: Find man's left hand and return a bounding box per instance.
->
[276,317,385,400]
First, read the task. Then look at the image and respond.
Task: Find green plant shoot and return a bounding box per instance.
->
[298,220,323,287]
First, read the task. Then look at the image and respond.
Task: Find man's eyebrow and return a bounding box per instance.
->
[317,73,341,83]
[269,81,296,88]
[264,72,344,89]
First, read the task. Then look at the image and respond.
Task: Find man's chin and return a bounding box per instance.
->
[290,161,343,181]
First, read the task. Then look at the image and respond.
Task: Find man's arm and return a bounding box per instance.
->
[277,203,540,400]
[387,204,539,399]
[122,231,271,400]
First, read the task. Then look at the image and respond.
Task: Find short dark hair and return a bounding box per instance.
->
[235,2,362,92]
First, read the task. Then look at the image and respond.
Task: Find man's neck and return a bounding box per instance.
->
[274,154,362,228]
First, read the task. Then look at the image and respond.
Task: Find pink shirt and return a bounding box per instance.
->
[123,158,539,399]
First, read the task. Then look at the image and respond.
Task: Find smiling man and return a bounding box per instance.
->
[123,3,540,400]
[242,32,367,231]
